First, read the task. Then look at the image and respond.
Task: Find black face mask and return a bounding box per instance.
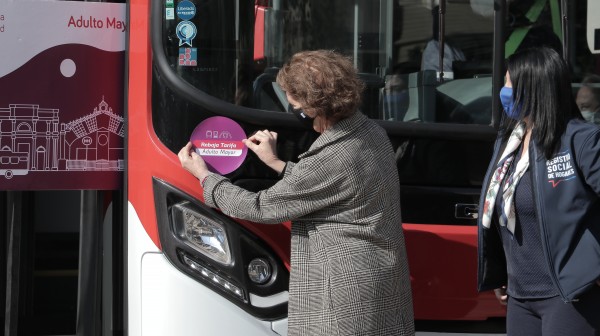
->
[288,105,315,130]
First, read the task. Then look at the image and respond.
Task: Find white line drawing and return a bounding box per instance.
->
[0,97,124,179]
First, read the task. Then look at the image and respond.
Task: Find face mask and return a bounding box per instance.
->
[499,86,523,120]
[288,105,315,130]
[383,94,409,117]
[384,92,408,106]
[581,110,596,123]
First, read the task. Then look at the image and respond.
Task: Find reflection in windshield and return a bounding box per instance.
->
[162,0,495,125]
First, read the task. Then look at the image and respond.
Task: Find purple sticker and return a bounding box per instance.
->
[190,116,248,175]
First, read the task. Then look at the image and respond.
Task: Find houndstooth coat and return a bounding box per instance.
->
[202,112,415,336]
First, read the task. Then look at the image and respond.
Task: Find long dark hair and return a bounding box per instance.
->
[502,47,581,159]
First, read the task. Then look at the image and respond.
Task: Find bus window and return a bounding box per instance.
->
[573,0,600,124]
[505,0,600,125]
[585,0,600,55]
[157,0,494,127]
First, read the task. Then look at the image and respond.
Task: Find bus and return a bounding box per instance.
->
[126,0,599,335]
[2,0,600,335]
[125,0,600,334]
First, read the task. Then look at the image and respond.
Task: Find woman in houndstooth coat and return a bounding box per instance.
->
[179,50,414,336]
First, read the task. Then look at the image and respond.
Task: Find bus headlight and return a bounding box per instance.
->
[154,178,289,319]
[182,254,245,301]
[171,201,232,266]
[248,258,271,284]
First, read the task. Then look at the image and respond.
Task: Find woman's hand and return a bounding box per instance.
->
[243,130,286,173]
[596,279,600,287]
[493,286,508,306]
[178,142,211,181]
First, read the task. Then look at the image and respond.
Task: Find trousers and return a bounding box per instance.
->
[506,285,600,336]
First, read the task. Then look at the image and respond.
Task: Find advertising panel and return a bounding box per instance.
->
[0,1,126,189]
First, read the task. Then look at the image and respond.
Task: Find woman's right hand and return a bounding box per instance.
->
[243,130,286,174]
[494,286,508,306]
[178,142,211,181]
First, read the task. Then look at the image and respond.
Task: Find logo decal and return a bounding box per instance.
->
[176,0,196,21]
[176,21,196,46]
[178,47,197,66]
[190,117,248,175]
[165,0,175,20]
[546,150,576,188]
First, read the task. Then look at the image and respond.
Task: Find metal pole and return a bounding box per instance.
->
[3,191,22,336]
[76,190,103,336]
[0,191,6,334]
[438,0,446,81]
[3,191,31,336]
[492,0,507,128]
[560,0,568,61]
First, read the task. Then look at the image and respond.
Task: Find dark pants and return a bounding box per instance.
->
[506,285,600,336]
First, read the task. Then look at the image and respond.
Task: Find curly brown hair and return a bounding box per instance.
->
[276,50,365,125]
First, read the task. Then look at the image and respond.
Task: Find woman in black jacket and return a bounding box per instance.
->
[478,46,600,335]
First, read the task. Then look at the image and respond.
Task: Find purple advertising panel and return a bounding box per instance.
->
[0,1,126,190]
[190,117,248,175]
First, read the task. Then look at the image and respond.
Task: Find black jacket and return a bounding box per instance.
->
[478,119,600,302]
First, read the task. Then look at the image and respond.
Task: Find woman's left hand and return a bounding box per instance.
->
[243,130,286,174]
[493,286,508,306]
[178,142,211,181]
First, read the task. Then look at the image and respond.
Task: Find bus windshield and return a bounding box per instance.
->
[159,0,494,124]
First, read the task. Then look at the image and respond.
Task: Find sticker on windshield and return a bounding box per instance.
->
[178,48,197,66]
[176,21,196,47]
[176,0,195,21]
[165,0,175,19]
[166,8,175,20]
[190,116,248,175]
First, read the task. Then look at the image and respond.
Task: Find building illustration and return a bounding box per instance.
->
[0,98,124,179]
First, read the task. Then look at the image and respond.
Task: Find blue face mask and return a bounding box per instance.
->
[288,105,315,130]
[499,86,523,120]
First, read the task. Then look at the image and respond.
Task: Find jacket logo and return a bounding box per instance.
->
[546,151,576,187]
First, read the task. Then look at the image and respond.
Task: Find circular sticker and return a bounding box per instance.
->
[176,21,197,47]
[190,117,248,175]
[176,0,196,20]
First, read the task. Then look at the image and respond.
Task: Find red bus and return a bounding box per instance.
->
[2,0,600,335]
[125,0,600,334]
